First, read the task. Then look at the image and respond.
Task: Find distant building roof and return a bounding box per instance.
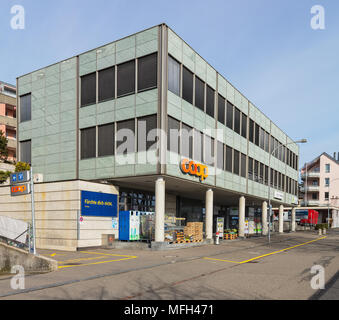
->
[301,152,339,170]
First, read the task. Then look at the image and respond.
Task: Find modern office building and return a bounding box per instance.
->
[13,24,301,248]
[300,152,339,226]
[0,81,17,163]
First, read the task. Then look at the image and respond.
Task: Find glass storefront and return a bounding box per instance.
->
[119,188,155,212]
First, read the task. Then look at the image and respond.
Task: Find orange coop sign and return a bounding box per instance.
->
[10,184,30,196]
[180,159,208,182]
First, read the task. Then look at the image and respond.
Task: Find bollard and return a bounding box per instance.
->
[322,228,326,235]
[318,229,322,236]
[215,232,220,245]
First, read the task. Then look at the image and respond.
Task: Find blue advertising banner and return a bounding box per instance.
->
[81,191,118,217]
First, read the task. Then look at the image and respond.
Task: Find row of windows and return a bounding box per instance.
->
[168,116,298,196]
[18,53,158,122]
[167,116,214,165]
[81,53,157,107]
[81,114,157,159]
[168,55,298,171]
[248,157,298,195]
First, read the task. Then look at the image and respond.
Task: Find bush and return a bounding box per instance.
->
[315,223,328,230]
[15,162,30,172]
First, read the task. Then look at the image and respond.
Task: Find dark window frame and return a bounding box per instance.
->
[81,72,97,107]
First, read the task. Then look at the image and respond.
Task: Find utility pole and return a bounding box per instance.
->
[30,167,36,255]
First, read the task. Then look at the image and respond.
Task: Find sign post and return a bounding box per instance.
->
[10,169,36,255]
[30,167,36,255]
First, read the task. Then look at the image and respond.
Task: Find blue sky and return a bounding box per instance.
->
[1,0,338,166]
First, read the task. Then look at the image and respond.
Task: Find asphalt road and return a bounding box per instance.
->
[0,230,338,300]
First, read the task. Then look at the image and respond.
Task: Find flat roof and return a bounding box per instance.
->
[16,23,299,151]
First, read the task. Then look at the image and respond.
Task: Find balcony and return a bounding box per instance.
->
[300,200,320,206]
[301,171,320,179]
[0,115,17,128]
[300,185,319,192]
[6,138,16,149]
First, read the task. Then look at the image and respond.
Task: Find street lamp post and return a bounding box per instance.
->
[267,139,307,244]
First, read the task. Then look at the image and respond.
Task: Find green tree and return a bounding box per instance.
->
[15,161,31,172]
[0,130,8,162]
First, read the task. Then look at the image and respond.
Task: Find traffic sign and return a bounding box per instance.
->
[10,171,30,185]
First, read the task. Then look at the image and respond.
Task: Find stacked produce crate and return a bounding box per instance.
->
[184,222,203,242]
[223,229,238,240]
[174,231,185,243]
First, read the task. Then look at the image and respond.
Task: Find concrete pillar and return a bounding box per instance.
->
[155,177,165,242]
[279,205,284,233]
[331,209,336,228]
[262,201,268,236]
[205,189,213,240]
[238,196,245,237]
[291,207,296,232]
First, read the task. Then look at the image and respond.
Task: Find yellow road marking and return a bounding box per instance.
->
[58,257,137,269]
[203,258,242,264]
[81,251,137,258]
[57,251,138,269]
[203,236,327,264]
[58,256,108,263]
[51,253,56,257]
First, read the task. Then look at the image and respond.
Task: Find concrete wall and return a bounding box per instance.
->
[0,242,57,274]
[0,180,118,251]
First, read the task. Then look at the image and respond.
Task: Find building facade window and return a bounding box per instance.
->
[81,73,96,107]
[225,146,233,173]
[241,114,247,139]
[233,149,240,175]
[325,192,329,200]
[255,123,260,147]
[81,127,96,159]
[254,160,259,182]
[167,116,180,153]
[98,123,114,157]
[138,53,157,92]
[137,115,157,151]
[206,85,215,118]
[248,157,253,180]
[193,130,203,162]
[117,60,135,97]
[216,141,224,170]
[168,55,180,96]
[20,93,31,122]
[98,67,115,102]
[205,135,214,166]
[181,123,193,159]
[218,94,225,125]
[325,163,330,173]
[241,153,246,178]
[325,178,330,187]
[116,119,135,154]
[182,67,193,104]
[249,119,254,143]
[194,76,205,112]
[20,140,31,164]
[226,102,233,130]
[234,108,241,135]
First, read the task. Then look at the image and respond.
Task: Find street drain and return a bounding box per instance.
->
[63,263,82,266]
[247,261,259,264]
